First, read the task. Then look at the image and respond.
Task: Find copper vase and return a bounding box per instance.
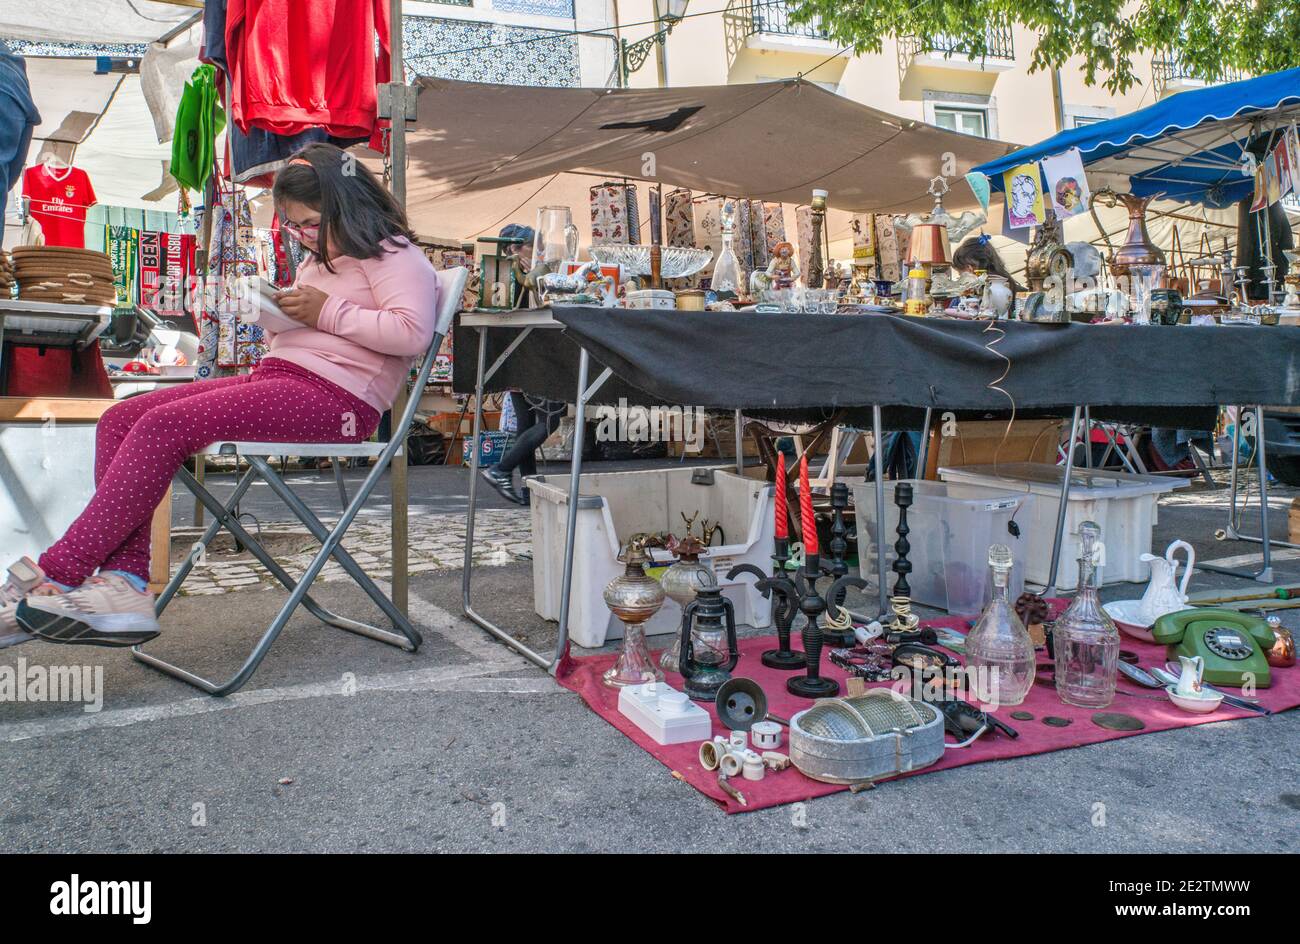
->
[1109,193,1167,276]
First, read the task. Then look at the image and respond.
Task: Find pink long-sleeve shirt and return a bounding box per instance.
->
[267,237,440,413]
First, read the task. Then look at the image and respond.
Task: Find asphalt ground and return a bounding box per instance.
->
[1,464,1297,852]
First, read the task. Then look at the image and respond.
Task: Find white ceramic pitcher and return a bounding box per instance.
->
[1136,539,1195,626]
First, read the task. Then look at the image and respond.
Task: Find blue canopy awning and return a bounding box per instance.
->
[972,67,1300,208]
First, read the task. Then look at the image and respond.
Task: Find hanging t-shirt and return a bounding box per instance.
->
[22,164,96,248]
[225,0,390,145]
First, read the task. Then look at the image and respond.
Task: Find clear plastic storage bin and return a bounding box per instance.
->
[852,479,1033,616]
[526,467,775,648]
[938,463,1189,589]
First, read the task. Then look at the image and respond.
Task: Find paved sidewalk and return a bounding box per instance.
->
[1,468,1296,852]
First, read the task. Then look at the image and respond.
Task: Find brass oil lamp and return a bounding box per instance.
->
[602,539,667,688]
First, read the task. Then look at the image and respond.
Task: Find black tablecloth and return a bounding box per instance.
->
[453,308,1300,428]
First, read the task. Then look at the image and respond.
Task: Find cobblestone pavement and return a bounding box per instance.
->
[172,508,532,595]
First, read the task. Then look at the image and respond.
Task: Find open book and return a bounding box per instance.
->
[236,276,307,332]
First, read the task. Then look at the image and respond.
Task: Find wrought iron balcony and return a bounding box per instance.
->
[898,23,1015,66]
[724,0,831,50]
[747,0,828,39]
[1152,55,1245,97]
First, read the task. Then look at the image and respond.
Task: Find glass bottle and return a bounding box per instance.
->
[1054,521,1120,708]
[964,544,1035,706]
[903,268,929,316]
[710,199,744,297]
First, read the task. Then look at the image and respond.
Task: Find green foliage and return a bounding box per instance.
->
[787,0,1300,93]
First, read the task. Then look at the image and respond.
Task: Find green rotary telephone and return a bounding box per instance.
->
[1151,609,1275,688]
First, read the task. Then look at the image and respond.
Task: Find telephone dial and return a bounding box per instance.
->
[1150,609,1275,688]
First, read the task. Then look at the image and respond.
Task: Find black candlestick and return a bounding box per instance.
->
[822,482,855,647]
[786,554,838,698]
[892,482,913,599]
[730,552,802,670]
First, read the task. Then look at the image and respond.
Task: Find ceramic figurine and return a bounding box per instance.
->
[765,241,800,291]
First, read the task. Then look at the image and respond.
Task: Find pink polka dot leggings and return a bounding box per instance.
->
[39,358,380,587]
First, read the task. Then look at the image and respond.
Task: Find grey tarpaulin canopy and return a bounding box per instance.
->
[401,77,1018,239]
[0,1,198,44]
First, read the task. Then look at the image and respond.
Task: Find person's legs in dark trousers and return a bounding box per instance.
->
[0,108,35,244]
[480,395,562,504]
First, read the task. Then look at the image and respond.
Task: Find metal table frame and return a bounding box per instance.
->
[461,310,602,670]
[459,312,1286,670]
[459,310,789,671]
[1200,404,1291,583]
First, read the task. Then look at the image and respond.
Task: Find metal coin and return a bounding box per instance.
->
[1042,716,1073,727]
[1092,712,1145,731]
[1010,711,1034,721]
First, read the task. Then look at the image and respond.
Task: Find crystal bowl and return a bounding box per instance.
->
[588,244,713,279]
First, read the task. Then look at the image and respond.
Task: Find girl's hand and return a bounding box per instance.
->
[275,285,329,328]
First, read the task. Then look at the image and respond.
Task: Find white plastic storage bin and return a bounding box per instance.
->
[938,462,1189,590]
[852,480,1033,616]
[526,467,774,648]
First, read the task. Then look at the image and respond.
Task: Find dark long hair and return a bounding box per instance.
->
[952,234,1025,294]
[272,143,415,272]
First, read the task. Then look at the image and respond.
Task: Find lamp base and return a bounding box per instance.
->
[684,667,732,702]
[761,648,807,671]
[787,674,840,699]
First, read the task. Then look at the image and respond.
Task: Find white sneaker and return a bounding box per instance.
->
[17,573,160,648]
[1,557,44,649]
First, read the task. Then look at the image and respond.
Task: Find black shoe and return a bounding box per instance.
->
[479,466,526,505]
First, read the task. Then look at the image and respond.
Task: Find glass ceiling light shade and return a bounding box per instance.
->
[658,0,689,22]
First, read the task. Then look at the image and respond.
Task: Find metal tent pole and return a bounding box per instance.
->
[872,405,887,614]
[388,0,410,613]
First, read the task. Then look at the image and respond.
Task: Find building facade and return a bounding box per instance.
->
[615,0,1242,146]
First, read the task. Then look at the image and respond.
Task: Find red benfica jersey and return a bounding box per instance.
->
[23,164,97,249]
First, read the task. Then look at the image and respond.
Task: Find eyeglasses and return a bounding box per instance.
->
[281,219,320,240]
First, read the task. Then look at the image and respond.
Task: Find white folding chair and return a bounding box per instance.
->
[134,267,468,695]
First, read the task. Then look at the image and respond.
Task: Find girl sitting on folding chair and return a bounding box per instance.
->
[1,143,440,649]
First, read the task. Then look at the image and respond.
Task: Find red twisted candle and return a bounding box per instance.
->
[774,452,788,540]
[798,455,818,555]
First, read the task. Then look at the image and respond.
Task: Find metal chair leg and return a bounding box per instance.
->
[158,466,350,628]
[135,463,418,696]
[332,457,349,510]
[156,467,258,616]
[247,456,420,644]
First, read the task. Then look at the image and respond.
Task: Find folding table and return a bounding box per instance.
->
[457,309,1300,674]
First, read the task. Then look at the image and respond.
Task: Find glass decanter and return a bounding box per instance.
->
[1053,521,1120,708]
[710,198,743,296]
[963,544,1035,706]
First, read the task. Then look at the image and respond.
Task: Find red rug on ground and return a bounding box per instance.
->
[556,611,1300,813]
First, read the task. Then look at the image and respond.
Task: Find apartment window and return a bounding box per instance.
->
[933,106,989,137]
[1064,105,1115,129]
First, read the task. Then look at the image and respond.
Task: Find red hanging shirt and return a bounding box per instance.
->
[22,164,97,248]
[225,0,391,143]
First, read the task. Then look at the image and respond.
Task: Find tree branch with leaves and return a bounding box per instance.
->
[787,0,1299,93]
